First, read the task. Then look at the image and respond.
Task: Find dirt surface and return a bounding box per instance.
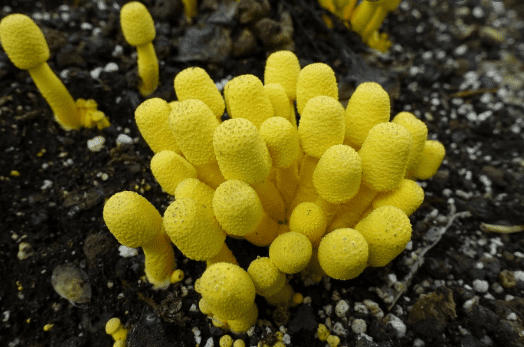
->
[1,0,524,347]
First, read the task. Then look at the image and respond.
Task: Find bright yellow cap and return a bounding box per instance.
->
[269,232,312,274]
[317,324,330,341]
[103,191,162,248]
[199,298,213,315]
[0,14,49,70]
[355,205,411,267]
[105,317,122,335]
[150,150,197,195]
[264,50,301,100]
[213,118,272,185]
[313,144,362,203]
[224,74,273,128]
[264,84,293,121]
[298,96,345,158]
[233,339,246,347]
[213,180,264,236]
[392,112,428,177]
[358,122,412,191]
[163,197,225,261]
[169,99,219,166]
[372,179,424,216]
[120,1,155,46]
[199,262,256,320]
[414,140,446,180]
[219,335,234,347]
[296,63,338,115]
[259,117,300,169]
[227,302,258,334]
[289,202,327,248]
[174,178,215,211]
[247,257,286,297]
[317,228,368,280]
[344,82,390,149]
[135,98,180,154]
[174,67,225,118]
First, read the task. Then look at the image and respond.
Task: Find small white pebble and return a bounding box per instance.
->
[118,245,138,257]
[473,279,489,293]
[506,312,517,321]
[386,314,406,338]
[90,67,103,80]
[87,136,105,152]
[335,300,350,318]
[413,338,425,347]
[351,319,367,334]
[116,134,133,146]
[332,322,347,336]
[80,22,93,30]
[41,180,53,190]
[104,62,119,72]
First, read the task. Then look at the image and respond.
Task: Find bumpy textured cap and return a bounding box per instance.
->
[355,205,411,267]
[224,74,274,128]
[264,84,293,122]
[163,197,225,261]
[135,98,180,153]
[344,82,390,149]
[289,202,327,248]
[259,116,300,168]
[103,191,162,248]
[213,180,264,236]
[174,178,215,211]
[213,118,272,185]
[392,112,428,177]
[169,99,219,166]
[313,144,362,204]
[296,63,338,115]
[150,150,198,195]
[174,67,225,118]
[358,122,412,191]
[414,140,446,180]
[372,178,424,216]
[0,14,50,70]
[199,263,256,320]
[120,1,155,46]
[298,95,345,158]
[264,50,301,100]
[317,228,368,280]
[247,257,286,297]
[269,232,312,274]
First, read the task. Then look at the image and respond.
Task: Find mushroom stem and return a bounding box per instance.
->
[136,42,159,96]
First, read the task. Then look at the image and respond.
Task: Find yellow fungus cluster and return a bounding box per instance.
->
[318,0,401,52]
[0,14,110,130]
[102,50,445,334]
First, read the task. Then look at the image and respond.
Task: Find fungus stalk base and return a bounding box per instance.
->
[136,42,159,97]
[29,62,82,130]
[350,1,379,34]
[142,232,176,290]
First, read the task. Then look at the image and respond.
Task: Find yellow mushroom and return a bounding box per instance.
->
[247,257,286,297]
[392,112,428,179]
[317,228,368,280]
[120,1,158,96]
[105,317,128,343]
[358,122,412,192]
[372,178,425,216]
[269,232,312,274]
[135,98,180,154]
[163,197,226,261]
[413,140,446,180]
[296,63,338,115]
[226,302,258,334]
[174,67,225,119]
[224,74,274,128]
[264,84,294,122]
[199,262,256,320]
[354,205,411,267]
[150,150,198,195]
[103,191,175,290]
[264,50,301,101]
[289,202,328,248]
[344,82,390,150]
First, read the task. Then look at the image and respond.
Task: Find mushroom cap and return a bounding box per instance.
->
[212,180,264,236]
[269,232,312,274]
[344,82,390,149]
[247,257,286,297]
[150,150,198,195]
[105,318,122,335]
[199,262,256,320]
[298,96,345,158]
[313,144,362,204]
[296,63,338,115]
[289,202,327,248]
[135,98,180,154]
[103,191,162,248]
[120,1,155,46]
[354,205,412,267]
[163,197,225,261]
[372,178,424,216]
[213,118,272,185]
[414,140,446,180]
[392,112,428,176]
[318,228,368,280]
[264,50,301,100]
[169,99,219,166]
[0,14,49,70]
[259,116,300,169]
[264,83,293,122]
[174,67,225,118]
